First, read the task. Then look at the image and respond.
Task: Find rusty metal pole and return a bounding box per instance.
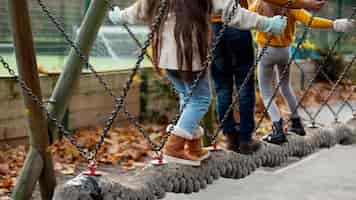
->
[8,0,56,199]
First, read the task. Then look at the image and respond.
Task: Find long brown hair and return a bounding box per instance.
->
[138,0,213,72]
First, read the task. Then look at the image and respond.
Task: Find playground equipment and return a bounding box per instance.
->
[1,0,356,199]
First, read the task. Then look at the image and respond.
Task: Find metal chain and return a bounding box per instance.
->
[207,0,294,143]
[335,90,354,118]
[122,24,154,64]
[38,0,180,152]
[310,13,356,123]
[0,55,96,160]
[311,52,356,122]
[286,9,356,126]
[37,0,117,100]
[90,0,169,157]
[163,0,242,146]
[106,1,242,151]
[37,0,242,154]
[28,0,355,159]
[253,10,316,134]
[37,0,169,159]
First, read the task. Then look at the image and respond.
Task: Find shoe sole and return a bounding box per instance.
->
[288,129,306,136]
[262,137,287,145]
[163,155,201,166]
[197,150,211,161]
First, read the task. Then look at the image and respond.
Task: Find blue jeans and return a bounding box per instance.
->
[166,70,212,135]
[211,23,256,143]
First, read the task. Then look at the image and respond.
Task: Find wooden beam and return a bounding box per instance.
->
[11,148,44,200]
[8,0,56,199]
[47,0,109,141]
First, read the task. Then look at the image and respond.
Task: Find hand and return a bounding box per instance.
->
[263,15,287,34]
[303,0,326,12]
[333,19,356,33]
[109,6,121,24]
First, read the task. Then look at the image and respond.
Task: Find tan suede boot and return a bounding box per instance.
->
[186,138,210,161]
[163,135,201,166]
[185,127,210,161]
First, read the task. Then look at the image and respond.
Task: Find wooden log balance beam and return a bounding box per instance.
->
[54,119,356,200]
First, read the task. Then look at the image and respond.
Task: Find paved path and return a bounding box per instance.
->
[165,145,356,200]
[165,102,356,200]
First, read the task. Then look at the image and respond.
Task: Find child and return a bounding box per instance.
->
[251,0,355,144]
[210,0,325,155]
[109,0,287,166]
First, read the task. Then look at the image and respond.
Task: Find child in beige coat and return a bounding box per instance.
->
[109,0,287,166]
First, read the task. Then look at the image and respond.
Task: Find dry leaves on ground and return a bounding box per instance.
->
[0,145,27,198]
[0,82,354,197]
[0,124,164,197]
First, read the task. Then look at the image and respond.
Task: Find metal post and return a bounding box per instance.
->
[8,0,56,199]
[84,0,91,14]
[47,0,109,140]
[336,0,343,51]
[82,0,91,70]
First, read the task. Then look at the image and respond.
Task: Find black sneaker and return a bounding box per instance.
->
[263,119,287,145]
[288,117,306,136]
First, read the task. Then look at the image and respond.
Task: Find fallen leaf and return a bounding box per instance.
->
[0,165,9,176]
[60,168,75,175]
[1,179,13,189]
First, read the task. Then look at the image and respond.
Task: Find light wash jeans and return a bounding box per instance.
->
[166,70,212,137]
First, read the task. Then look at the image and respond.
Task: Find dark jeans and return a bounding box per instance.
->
[211,23,256,144]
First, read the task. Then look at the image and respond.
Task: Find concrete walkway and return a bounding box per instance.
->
[165,102,356,200]
[165,145,356,200]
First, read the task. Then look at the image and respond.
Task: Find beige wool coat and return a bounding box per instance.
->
[119,0,269,71]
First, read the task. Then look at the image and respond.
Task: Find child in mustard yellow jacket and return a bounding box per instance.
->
[251,1,355,144]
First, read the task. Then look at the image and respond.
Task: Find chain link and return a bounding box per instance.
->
[110,1,243,151]
[9,0,354,162]
[163,0,242,145]
[311,53,356,122]
[38,0,181,152]
[253,9,316,134]
[335,91,354,118]
[92,0,169,155]
[207,0,294,143]
[35,0,169,160]
[286,8,356,126]
[0,55,95,160]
